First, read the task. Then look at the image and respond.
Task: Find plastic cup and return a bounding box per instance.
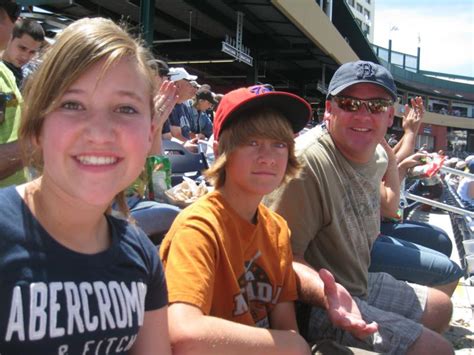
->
[465,254,474,274]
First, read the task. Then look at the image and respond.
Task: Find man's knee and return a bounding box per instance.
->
[421,287,453,333]
[407,328,453,355]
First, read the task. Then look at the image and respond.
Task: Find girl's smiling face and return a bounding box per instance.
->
[38,56,155,207]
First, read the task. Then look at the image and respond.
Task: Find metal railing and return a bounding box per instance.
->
[401,167,474,218]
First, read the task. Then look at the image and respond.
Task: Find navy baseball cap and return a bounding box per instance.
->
[327,61,397,101]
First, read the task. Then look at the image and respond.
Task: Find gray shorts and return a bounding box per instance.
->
[306,272,428,355]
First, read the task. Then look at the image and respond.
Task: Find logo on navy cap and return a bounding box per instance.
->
[356,62,376,80]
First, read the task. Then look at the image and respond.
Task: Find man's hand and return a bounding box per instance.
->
[320,269,378,340]
[402,96,424,135]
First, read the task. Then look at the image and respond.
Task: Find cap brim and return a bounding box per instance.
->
[186,75,198,81]
[329,80,397,101]
[222,92,311,134]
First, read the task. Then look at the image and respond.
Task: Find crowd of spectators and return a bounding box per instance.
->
[0,2,467,354]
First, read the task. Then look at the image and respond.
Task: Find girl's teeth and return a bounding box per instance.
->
[77,156,117,165]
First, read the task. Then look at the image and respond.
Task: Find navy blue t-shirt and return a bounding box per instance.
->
[0,186,167,354]
[168,103,192,139]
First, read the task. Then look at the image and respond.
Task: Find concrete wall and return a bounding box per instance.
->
[272,0,359,64]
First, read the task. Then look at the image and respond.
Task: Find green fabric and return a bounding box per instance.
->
[0,62,25,187]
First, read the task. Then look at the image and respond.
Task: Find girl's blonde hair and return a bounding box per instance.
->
[19,17,156,216]
[205,109,301,189]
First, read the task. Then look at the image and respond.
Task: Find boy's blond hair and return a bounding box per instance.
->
[205,108,301,189]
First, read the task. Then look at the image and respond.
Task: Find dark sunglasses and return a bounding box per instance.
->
[333,96,393,114]
[2,2,21,22]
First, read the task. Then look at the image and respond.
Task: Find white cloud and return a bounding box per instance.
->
[373,1,474,77]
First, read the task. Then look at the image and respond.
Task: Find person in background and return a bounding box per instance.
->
[125,57,181,246]
[0,17,171,354]
[166,66,199,152]
[371,96,462,293]
[2,17,45,88]
[147,57,175,155]
[457,159,474,203]
[189,87,216,140]
[0,0,24,187]
[160,85,377,355]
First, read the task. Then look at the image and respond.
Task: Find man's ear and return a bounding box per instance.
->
[213,139,219,158]
[387,106,395,127]
[325,99,332,114]
[324,100,332,126]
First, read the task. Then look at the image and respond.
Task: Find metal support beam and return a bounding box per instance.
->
[17,0,72,5]
[140,0,154,46]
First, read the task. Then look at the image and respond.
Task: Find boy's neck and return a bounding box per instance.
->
[218,186,261,224]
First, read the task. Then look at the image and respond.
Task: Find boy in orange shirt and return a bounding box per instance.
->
[160,85,313,354]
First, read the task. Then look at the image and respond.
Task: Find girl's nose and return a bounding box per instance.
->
[83,111,116,143]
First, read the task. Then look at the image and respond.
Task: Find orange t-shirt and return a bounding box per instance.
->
[160,191,297,328]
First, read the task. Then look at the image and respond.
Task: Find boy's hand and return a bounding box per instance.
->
[320,269,379,340]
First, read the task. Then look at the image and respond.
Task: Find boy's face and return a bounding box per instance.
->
[224,137,288,198]
[3,33,42,68]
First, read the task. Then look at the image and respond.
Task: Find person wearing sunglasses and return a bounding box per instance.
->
[0,0,25,188]
[265,61,453,354]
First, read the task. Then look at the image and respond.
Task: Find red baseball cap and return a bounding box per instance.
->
[213,85,312,140]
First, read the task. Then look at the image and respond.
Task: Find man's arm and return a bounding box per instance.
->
[168,303,310,355]
[0,140,22,180]
[293,256,378,340]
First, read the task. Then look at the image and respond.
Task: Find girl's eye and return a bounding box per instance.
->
[117,106,138,114]
[247,140,259,146]
[61,101,82,110]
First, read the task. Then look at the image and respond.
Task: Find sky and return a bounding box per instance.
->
[373,0,474,78]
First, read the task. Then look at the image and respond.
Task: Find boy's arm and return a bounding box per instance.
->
[269,301,299,331]
[293,256,378,340]
[168,302,310,355]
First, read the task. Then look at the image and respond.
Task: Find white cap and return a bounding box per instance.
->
[465,155,474,164]
[168,67,198,82]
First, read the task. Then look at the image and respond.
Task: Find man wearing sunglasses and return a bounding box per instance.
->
[265,61,453,354]
[0,0,25,187]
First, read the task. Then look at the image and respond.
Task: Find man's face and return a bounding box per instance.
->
[325,83,394,164]
[175,79,197,103]
[3,33,42,68]
[0,11,14,50]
